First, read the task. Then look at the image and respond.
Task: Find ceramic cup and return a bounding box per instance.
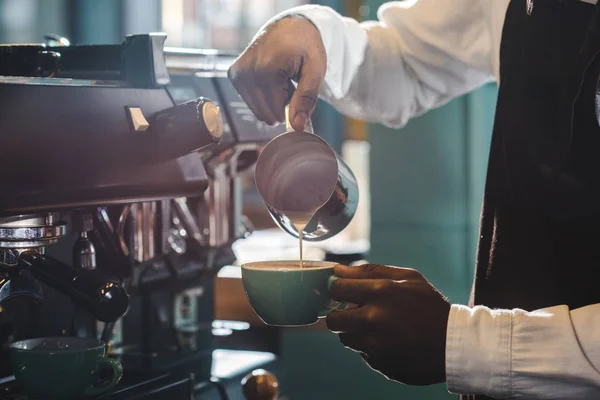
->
[241,261,345,326]
[9,336,123,399]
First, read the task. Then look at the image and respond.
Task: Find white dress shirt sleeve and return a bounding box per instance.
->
[260,0,506,128]
[446,303,600,399]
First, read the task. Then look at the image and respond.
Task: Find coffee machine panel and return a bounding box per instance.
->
[0,34,285,399]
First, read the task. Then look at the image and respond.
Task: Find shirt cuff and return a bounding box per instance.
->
[284,5,343,97]
[254,5,366,100]
[446,304,513,398]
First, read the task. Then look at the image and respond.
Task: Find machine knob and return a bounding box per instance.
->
[152,97,223,159]
[241,369,279,400]
[19,253,128,323]
[201,101,225,140]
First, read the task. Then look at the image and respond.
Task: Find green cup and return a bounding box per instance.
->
[9,337,123,399]
[241,260,344,326]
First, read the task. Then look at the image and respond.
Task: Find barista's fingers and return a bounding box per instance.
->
[334,264,423,281]
[329,278,390,304]
[263,71,289,124]
[235,85,269,124]
[289,55,324,131]
[252,88,280,126]
[326,307,366,333]
[338,333,377,356]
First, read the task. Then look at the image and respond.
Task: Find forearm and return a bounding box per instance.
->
[261,0,498,128]
[447,303,600,399]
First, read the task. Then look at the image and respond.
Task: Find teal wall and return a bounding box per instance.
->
[279,329,448,399]
[365,85,497,399]
[369,86,498,303]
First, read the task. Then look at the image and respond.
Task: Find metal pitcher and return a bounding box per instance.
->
[255,106,359,241]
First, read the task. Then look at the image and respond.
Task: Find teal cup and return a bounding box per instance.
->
[9,337,123,399]
[241,261,344,326]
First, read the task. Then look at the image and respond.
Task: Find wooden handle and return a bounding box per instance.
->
[241,369,279,400]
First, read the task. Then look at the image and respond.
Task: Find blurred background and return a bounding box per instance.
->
[0,0,498,398]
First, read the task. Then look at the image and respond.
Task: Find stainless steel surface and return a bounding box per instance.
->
[97,208,115,232]
[72,213,97,270]
[254,106,359,241]
[116,205,131,257]
[0,214,67,248]
[131,202,157,263]
[595,72,600,128]
[173,198,207,247]
[143,202,157,260]
[164,47,237,72]
[204,144,255,247]
[0,214,57,228]
[97,206,131,258]
[284,103,314,134]
[207,163,233,247]
[0,217,54,303]
[73,231,97,270]
[160,200,172,255]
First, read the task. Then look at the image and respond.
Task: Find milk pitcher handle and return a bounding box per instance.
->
[284,104,314,134]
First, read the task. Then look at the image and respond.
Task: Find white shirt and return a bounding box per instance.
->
[259,0,600,398]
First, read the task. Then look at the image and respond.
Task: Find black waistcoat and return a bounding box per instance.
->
[463,1,600,399]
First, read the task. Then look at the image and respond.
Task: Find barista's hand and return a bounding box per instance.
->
[327,264,450,386]
[228,15,326,130]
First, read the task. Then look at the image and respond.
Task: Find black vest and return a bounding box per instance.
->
[465,1,600,399]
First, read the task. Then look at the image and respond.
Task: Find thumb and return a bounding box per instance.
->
[288,57,324,131]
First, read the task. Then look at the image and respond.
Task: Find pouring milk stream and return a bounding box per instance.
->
[254,105,360,264]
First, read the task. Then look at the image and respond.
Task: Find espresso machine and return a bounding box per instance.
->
[0,33,285,398]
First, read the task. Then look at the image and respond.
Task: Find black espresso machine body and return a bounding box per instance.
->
[0,33,285,398]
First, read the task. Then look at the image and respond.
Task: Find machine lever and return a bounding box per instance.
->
[18,253,128,323]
